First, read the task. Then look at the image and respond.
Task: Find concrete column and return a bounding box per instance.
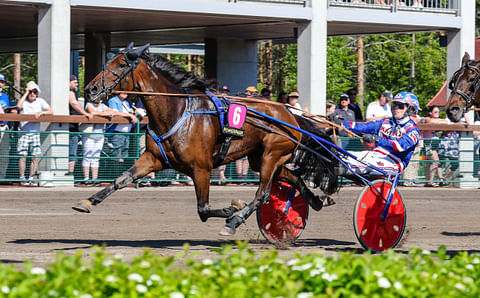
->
[446,0,476,188]
[297,1,326,115]
[37,1,71,186]
[206,39,257,95]
[85,32,111,84]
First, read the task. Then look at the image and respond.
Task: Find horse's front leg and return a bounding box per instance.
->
[72,151,163,213]
[193,167,241,222]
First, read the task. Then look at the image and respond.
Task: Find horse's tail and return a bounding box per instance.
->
[290,115,340,195]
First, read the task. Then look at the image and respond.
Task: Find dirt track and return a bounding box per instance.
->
[0,185,479,265]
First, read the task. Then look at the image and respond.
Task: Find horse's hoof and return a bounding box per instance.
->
[219,226,236,236]
[231,199,247,211]
[309,196,324,211]
[72,200,92,213]
[321,195,336,207]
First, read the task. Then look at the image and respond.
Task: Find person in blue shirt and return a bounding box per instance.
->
[337,92,421,176]
[107,93,137,162]
[0,74,10,128]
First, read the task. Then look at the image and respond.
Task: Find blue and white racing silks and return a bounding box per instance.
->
[342,117,420,170]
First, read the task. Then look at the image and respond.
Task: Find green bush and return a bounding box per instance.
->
[0,242,479,297]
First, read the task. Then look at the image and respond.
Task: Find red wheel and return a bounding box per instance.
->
[354,180,406,252]
[256,180,309,244]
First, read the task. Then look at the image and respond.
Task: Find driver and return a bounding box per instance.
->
[335,92,421,176]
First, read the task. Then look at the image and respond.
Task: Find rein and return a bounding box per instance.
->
[449,60,480,111]
[111,90,360,138]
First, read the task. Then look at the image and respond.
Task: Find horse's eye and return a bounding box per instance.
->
[469,77,476,82]
[119,63,127,68]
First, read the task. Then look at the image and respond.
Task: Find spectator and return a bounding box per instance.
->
[0,73,10,144]
[422,106,448,187]
[333,94,356,150]
[78,98,118,186]
[287,90,301,109]
[326,101,336,117]
[134,98,157,187]
[66,74,91,176]
[16,81,53,186]
[365,91,392,121]
[346,88,363,121]
[277,91,288,104]
[260,88,271,100]
[245,86,258,97]
[107,93,138,163]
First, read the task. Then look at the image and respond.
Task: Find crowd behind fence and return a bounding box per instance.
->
[0,118,479,188]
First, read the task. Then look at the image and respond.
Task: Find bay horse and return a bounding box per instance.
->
[446,52,480,122]
[72,43,338,236]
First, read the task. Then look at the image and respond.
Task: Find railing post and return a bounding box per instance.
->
[458,132,479,189]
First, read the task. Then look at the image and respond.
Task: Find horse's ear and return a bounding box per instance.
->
[462,52,470,65]
[132,43,151,57]
[124,42,134,51]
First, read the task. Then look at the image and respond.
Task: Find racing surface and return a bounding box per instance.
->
[0,185,479,265]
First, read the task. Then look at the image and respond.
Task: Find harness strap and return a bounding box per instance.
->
[213,135,233,168]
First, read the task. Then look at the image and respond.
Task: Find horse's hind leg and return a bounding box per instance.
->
[276,166,334,210]
[72,151,162,213]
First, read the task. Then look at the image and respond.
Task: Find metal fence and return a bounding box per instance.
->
[229,0,308,6]
[328,0,459,15]
[0,129,478,188]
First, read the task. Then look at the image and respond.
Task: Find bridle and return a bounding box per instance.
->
[89,52,140,103]
[448,60,480,111]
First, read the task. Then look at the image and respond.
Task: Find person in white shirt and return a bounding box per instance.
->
[365,91,393,121]
[16,81,53,186]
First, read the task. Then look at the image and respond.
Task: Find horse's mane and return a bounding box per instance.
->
[142,53,214,92]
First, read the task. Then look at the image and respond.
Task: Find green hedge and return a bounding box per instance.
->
[0,242,479,297]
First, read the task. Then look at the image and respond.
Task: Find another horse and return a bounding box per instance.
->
[72,43,338,236]
[446,52,480,122]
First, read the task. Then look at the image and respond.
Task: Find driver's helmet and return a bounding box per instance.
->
[392,92,421,116]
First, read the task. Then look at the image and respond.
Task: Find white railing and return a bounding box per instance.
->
[328,0,459,15]
[229,0,308,7]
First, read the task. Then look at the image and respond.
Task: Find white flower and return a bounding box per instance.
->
[373,270,383,277]
[259,265,270,273]
[102,259,113,267]
[432,273,438,279]
[140,261,150,268]
[455,283,466,291]
[48,290,58,296]
[150,274,161,282]
[1,286,9,294]
[106,275,117,283]
[114,253,124,260]
[422,249,431,255]
[292,263,313,271]
[463,277,474,283]
[287,259,300,266]
[170,292,184,298]
[202,258,213,265]
[472,257,480,264]
[377,277,391,289]
[393,281,402,290]
[73,290,79,296]
[146,280,152,286]
[181,279,188,285]
[233,267,247,277]
[128,273,144,283]
[190,286,198,295]
[201,268,212,275]
[310,268,324,277]
[297,292,313,298]
[466,264,474,270]
[79,295,93,298]
[321,273,338,282]
[136,284,148,293]
[80,266,86,271]
[31,267,46,275]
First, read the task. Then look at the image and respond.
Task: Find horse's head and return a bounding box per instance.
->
[446,52,480,122]
[85,42,151,103]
